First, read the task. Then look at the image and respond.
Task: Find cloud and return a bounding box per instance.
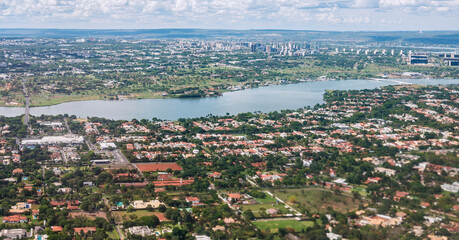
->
[0,0,457,30]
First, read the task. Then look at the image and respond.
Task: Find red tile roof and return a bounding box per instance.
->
[74,227,97,234]
[52,226,63,232]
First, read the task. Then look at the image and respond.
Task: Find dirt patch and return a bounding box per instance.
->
[69,211,107,220]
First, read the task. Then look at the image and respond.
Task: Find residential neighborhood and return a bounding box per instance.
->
[0,84,457,239]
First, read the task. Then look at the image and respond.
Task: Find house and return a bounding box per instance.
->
[375,167,396,176]
[32,210,39,219]
[360,214,402,227]
[185,196,203,207]
[364,177,382,184]
[224,218,236,224]
[227,193,241,202]
[421,202,431,208]
[130,200,161,209]
[74,227,97,234]
[57,187,72,194]
[326,233,342,240]
[266,208,278,215]
[194,235,212,240]
[185,196,200,204]
[394,191,410,201]
[440,182,459,193]
[212,225,225,231]
[0,229,30,239]
[10,202,31,214]
[427,235,447,240]
[127,226,155,237]
[3,215,28,223]
[209,172,221,178]
[51,226,63,232]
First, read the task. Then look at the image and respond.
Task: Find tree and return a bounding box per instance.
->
[352,191,361,200]
[146,183,155,194]
[139,215,159,228]
[243,209,255,220]
[158,204,167,213]
[288,195,297,203]
[126,205,134,213]
[146,204,154,212]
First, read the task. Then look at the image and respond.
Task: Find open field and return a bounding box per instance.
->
[112,210,168,223]
[252,219,314,233]
[238,196,292,217]
[69,211,107,220]
[272,188,362,214]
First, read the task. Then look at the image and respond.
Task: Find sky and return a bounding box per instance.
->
[0,0,458,31]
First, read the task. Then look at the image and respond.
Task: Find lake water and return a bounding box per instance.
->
[1,79,458,120]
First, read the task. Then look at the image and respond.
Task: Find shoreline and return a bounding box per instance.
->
[1,77,457,108]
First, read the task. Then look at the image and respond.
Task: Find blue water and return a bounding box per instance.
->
[1,79,457,120]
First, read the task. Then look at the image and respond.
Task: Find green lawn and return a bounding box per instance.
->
[240,201,292,218]
[107,229,120,239]
[253,220,314,233]
[255,196,277,204]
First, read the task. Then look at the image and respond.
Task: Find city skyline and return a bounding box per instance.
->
[0,0,458,31]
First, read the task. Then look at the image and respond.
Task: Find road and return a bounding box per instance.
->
[21,80,30,127]
[115,225,125,240]
[111,149,130,165]
[64,118,72,134]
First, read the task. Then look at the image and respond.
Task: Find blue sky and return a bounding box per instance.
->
[0,0,458,30]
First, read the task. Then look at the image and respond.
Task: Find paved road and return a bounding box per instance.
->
[21,80,30,127]
[112,149,130,165]
[64,118,72,134]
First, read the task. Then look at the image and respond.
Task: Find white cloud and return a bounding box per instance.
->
[0,0,457,30]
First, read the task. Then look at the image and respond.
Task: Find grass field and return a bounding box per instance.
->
[253,220,314,233]
[272,188,362,214]
[107,229,120,239]
[239,196,292,217]
[255,197,277,204]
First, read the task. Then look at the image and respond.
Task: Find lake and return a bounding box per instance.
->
[1,79,458,120]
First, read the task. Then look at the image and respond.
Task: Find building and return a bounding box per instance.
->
[74,227,97,235]
[127,226,155,237]
[21,135,84,146]
[130,200,161,209]
[440,182,459,193]
[408,53,428,65]
[0,229,30,239]
[2,215,28,223]
[443,57,459,66]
